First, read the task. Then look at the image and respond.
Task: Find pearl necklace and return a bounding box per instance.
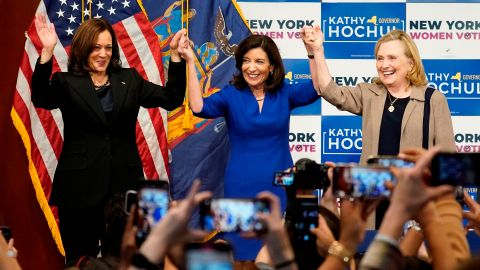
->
[256,96,265,101]
[93,78,110,90]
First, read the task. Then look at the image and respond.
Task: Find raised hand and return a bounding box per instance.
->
[34,13,57,51]
[311,215,335,257]
[170,28,186,62]
[338,198,380,252]
[463,191,480,236]
[255,192,297,270]
[118,205,137,270]
[300,25,324,53]
[389,147,454,219]
[177,33,195,64]
[137,180,211,265]
[398,147,427,163]
[320,161,339,217]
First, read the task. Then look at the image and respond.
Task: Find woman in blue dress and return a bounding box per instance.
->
[178,34,320,260]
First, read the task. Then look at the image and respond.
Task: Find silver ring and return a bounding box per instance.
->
[6,249,16,258]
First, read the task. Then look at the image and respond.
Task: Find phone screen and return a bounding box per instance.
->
[462,186,479,229]
[431,153,480,186]
[186,243,233,270]
[136,181,169,241]
[367,156,414,168]
[200,199,270,233]
[291,198,319,245]
[333,166,395,198]
[273,171,294,186]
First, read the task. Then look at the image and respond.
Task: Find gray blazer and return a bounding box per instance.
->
[321,79,456,164]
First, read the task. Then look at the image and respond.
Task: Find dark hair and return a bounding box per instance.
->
[103,193,128,258]
[231,34,285,92]
[68,18,122,75]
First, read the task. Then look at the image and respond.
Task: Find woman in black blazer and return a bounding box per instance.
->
[31,14,188,264]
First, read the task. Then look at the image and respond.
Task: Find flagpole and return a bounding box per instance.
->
[182,0,194,130]
[81,0,84,22]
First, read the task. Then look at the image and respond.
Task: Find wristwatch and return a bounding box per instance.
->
[327,241,353,265]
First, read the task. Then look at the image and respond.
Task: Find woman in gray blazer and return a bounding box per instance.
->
[301,27,456,229]
[301,27,455,164]
[31,14,187,264]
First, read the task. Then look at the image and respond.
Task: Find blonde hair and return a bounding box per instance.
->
[373,29,427,86]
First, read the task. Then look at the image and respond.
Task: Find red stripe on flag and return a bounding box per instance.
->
[19,48,63,161]
[31,137,53,198]
[147,108,170,177]
[135,121,159,179]
[133,13,165,83]
[112,22,147,77]
[131,14,170,178]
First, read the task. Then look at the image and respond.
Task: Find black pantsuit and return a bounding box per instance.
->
[31,58,186,263]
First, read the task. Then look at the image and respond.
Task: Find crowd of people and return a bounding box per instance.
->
[3,147,480,270]
[1,11,478,270]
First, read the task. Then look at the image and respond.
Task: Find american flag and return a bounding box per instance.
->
[11,0,170,254]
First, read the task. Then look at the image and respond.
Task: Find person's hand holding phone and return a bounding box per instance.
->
[0,227,20,270]
[379,147,455,240]
[137,180,212,266]
[255,192,297,270]
[463,190,480,236]
[310,215,335,257]
[320,161,338,217]
[398,147,427,163]
[339,198,380,253]
[118,206,137,270]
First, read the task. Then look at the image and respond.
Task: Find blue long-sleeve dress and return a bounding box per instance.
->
[194,80,319,260]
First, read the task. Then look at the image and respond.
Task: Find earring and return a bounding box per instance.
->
[270,71,273,75]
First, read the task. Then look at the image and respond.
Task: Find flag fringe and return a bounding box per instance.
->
[10,108,65,256]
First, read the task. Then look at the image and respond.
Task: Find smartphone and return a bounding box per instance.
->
[0,226,12,242]
[185,243,233,270]
[136,180,170,242]
[273,171,294,186]
[124,190,138,214]
[200,198,270,233]
[333,166,396,198]
[291,198,319,245]
[367,155,415,168]
[461,186,479,229]
[431,153,480,186]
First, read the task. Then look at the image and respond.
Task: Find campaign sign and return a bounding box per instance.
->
[321,116,362,163]
[238,1,321,59]
[407,3,480,59]
[423,59,480,116]
[322,2,406,59]
[452,116,480,153]
[289,116,321,163]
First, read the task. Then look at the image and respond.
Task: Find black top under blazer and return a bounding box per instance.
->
[31,58,186,208]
